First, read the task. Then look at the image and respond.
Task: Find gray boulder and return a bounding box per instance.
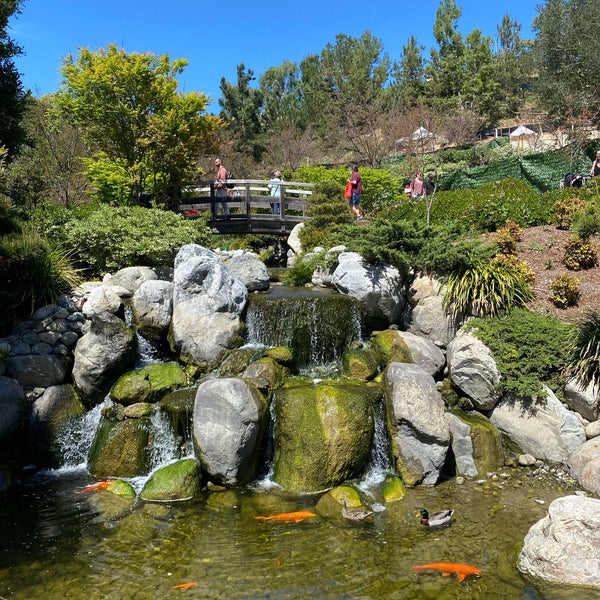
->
[223,252,270,292]
[5,354,67,389]
[564,378,599,422]
[519,495,600,588]
[569,436,600,496]
[490,386,586,463]
[396,330,446,377]
[72,312,137,406]
[82,284,123,318]
[332,251,405,329]
[131,279,173,342]
[384,362,450,485]
[103,266,158,297]
[447,330,502,410]
[193,378,267,486]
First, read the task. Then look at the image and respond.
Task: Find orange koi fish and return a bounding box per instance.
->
[255,510,317,523]
[77,480,113,494]
[411,562,481,582]
[171,582,198,590]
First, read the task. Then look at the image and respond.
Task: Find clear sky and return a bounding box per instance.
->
[10,0,540,112]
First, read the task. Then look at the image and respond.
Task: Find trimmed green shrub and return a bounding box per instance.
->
[562,235,598,270]
[466,307,572,398]
[550,273,581,308]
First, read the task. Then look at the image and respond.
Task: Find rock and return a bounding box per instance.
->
[569,436,600,496]
[273,380,377,493]
[371,329,412,365]
[384,362,450,485]
[342,346,381,380]
[72,312,137,406]
[193,378,268,487]
[131,279,174,343]
[564,378,599,422]
[140,458,203,502]
[0,376,25,440]
[82,285,123,318]
[287,222,304,257]
[586,420,600,439]
[490,386,586,463]
[518,495,600,588]
[5,354,67,389]
[103,266,158,297]
[331,252,405,330]
[396,330,446,377]
[381,474,407,503]
[241,357,287,391]
[110,362,188,405]
[223,252,270,292]
[402,294,456,348]
[447,330,502,410]
[519,453,537,466]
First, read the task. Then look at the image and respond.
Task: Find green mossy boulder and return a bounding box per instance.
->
[460,410,505,474]
[88,416,152,478]
[342,346,381,380]
[140,458,203,502]
[371,330,412,366]
[273,379,378,493]
[107,478,136,499]
[159,387,196,440]
[381,474,407,503]
[110,362,188,406]
[316,485,363,518]
[263,345,293,365]
[242,356,287,391]
[218,348,261,377]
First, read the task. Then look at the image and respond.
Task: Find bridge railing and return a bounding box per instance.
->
[177,179,314,221]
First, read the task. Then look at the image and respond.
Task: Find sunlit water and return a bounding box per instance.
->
[2,468,599,600]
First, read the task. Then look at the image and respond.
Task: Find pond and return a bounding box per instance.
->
[1,466,598,600]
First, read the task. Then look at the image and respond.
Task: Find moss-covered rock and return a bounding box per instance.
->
[159,387,196,441]
[242,356,287,391]
[110,362,188,406]
[342,346,381,380]
[371,330,413,366]
[107,479,136,499]
[140,458,203,502]
[460,410,505,474]
[381,474,407,503]
[316,485,363,518]
[218,348,261,377]
[272,379,378,493]
[123,402,153,418]
[88,417,152,478]
[263,345,293,365]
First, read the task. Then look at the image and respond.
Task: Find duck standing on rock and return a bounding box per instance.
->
[420,508,454,528]
[341,498,373,521]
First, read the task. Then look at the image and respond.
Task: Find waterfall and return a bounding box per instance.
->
[245,286,364,369]
[123,305,164,367]
[359,398,393,491]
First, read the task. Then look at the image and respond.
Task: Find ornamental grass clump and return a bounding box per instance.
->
[564,310,600,388]
[443,259,534,322]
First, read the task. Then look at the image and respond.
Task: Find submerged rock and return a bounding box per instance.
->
[140,458,203,502]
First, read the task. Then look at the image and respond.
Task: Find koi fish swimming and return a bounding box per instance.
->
[255,510,317,523]
[171,582,198,590]
[77,480,113,494]
[411,562,482,582]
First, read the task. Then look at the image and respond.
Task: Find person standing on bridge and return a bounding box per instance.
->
[268,170,283,215]
[214,157,230,217]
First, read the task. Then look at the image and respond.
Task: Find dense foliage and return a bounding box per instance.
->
[565,311,600,388]
[466,308,572,398]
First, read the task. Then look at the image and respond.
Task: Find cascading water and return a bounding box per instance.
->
[245,286,364,369]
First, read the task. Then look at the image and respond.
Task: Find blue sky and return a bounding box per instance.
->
[10,0,540,112]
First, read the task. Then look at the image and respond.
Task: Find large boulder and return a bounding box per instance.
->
[490,386,586,463]
[102,266,158,297]
[273,380,377,493]
[396,330,446,377]
[223,252,270,292]
[28,384,86,468]
[331,252,405,330]
[564,378,599,422]
[383,362,450,485]
[131,279,174,343]
[193,378,268,486]
[81,284,123,319]
[402,295,456,348]
[519,495,600,588]
[5,354,67,389]
[569,436,600,496]
[72,312,137,406]
[110,362,188,406]
[140,458,203,502]
[446,330,502,410]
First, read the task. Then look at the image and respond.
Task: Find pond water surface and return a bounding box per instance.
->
[2,467,599,600]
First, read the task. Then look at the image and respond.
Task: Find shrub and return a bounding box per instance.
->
[552,196,587,230]
[494,220,523,254]
[280,254,318,286]
[571,204,600,239]
[491,254,535,284]
[562,235,598,270]
[465,307,572,398]
[564,310,600,388]
[550,273,581,308]
[443,259,534,321]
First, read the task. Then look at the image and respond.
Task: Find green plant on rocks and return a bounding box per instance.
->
[565,310,600,388]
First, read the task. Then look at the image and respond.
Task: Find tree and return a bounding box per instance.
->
[0,0,29,157]
[390,36,426,108]
[55,44,219,204]
[533,0,600,127]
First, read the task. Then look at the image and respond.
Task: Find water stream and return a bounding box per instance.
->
[1,289,598,599]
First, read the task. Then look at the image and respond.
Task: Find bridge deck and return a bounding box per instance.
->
[177,179,313,235]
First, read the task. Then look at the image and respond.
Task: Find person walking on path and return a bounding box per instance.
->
[268,170,283,215]
[348,165,362,220]
[409,172,425,198]
[591,151,600,178]
[214,157,230,216]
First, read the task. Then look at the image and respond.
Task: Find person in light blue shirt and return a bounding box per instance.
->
[268,170,282,215]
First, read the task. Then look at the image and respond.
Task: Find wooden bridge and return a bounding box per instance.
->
[176,179,314,235]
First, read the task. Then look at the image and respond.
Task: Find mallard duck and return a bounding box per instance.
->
[341,498,373,521]
[420,508,454,527]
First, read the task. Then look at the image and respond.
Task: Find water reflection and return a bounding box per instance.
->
[1,469,598,600]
